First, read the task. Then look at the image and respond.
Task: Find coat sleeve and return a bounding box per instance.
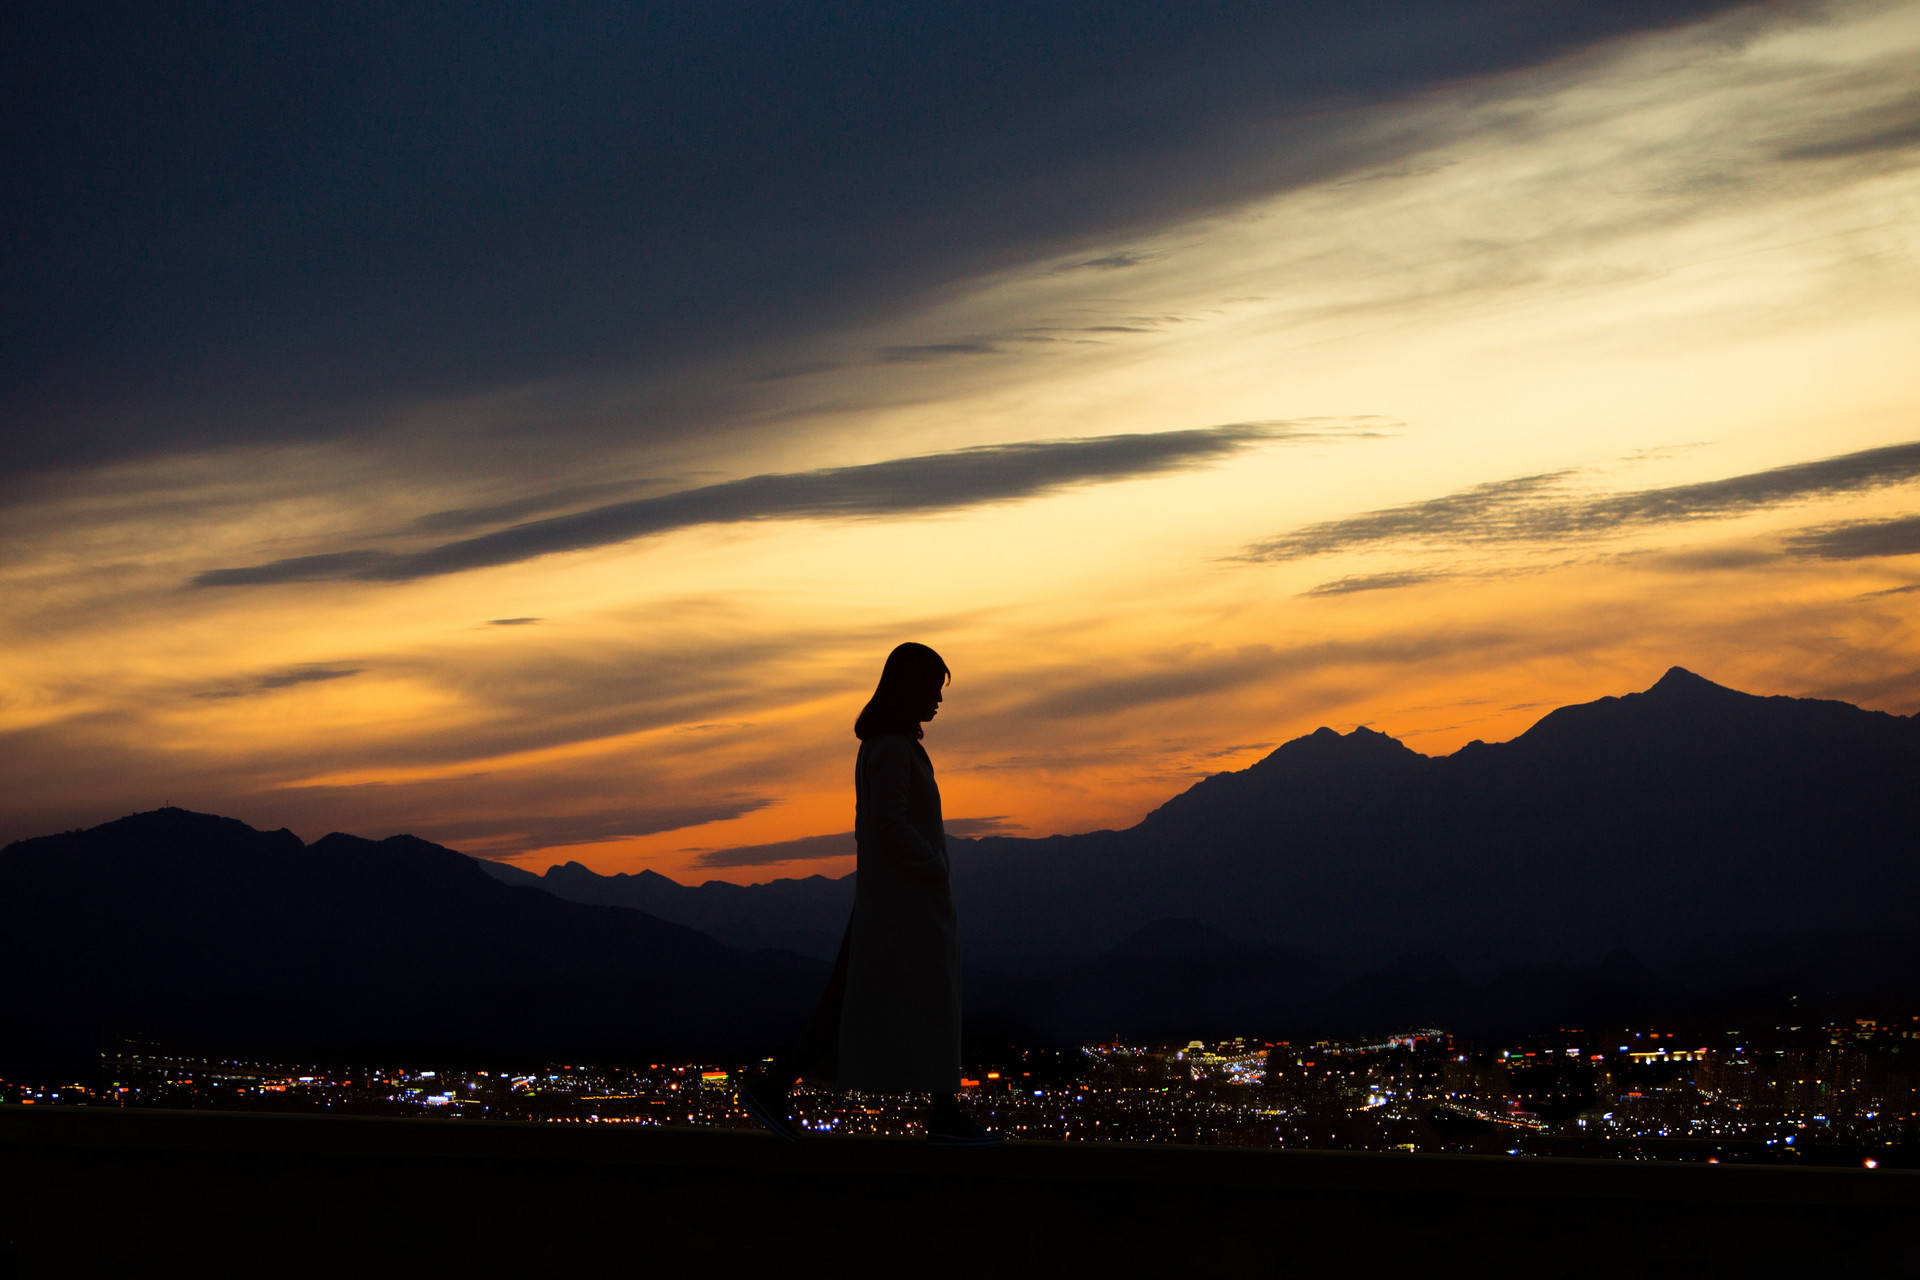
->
[863,736,946,883]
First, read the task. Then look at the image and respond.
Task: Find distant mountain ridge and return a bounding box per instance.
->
[483,858,851,959]
[5,667,1916,1064]
[0,808,825,1074]
[968,666,1916,963]
[490,666,1918,958]
[481,666,1920,1038]
[965,666,1920,1036]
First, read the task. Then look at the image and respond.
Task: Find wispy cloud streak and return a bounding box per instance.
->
[427,800,774,853]
[693,813,1021,867]
[878,341,1002,362]
[1015,630,1515,722]
[194,664,365,700]
[1299,570,1451,597]
[1054,252,1153,272]
[197,423,1306,586]
[1243,441,1920,561]
[1776,90,1920,162]
[1784,513,1920,560]
[693,831,854,870]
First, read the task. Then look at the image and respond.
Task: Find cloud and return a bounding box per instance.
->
[2,0,1766,484]
[693,830,855,870]
[1014,630,1513,722]
[1243,440,1920,561]
[1299,570,1450,597]
[1634,546,1781,572]
[1620,442,1713,465]
[196,551,392,587]
[1776,91,1920,162]
[256,764,782,857]
[1018,650,1293,722]
[408,481,651,535]
[1801,665,1920,714]
[419,799,775,854]
[0,663,791,854]
[256,665,363,690]
[1055,252,1153,272]
[944,816,1020,837]
[194,663,364,700]
[487,617,542,626]
[195,422,1303,586]
[353,639,833,772]
[897,314,1191,349]
[692,813,1022,866]
[173,619,915,783]
[1184,742,1275,762]
[878,341,1002,363]
[751,361,844,382]
[1245,473,1571,561]
[1782,514,1920,561]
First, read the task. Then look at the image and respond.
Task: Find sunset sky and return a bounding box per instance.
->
[5,0,1917,884]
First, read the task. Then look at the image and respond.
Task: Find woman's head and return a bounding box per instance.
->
[854,642,950,740]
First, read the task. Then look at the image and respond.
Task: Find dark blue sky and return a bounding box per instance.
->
[4,0,1757,482]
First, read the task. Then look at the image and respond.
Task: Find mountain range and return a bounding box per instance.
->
[482,667,1920,1037]
[5,667,1915,1070]
[0,812,825,1074]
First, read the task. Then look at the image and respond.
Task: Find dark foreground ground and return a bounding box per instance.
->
[2,1106,1914,1275]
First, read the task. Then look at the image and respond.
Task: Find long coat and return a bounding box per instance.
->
[835,733,962,1093]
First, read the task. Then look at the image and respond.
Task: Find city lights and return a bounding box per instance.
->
[1,1012,1907,1168]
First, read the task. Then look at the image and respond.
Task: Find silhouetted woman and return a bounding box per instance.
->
[742,642,998,1145]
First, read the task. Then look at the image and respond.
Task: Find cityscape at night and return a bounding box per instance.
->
[7,0,1920,1266]
[10,1012,1913,1169]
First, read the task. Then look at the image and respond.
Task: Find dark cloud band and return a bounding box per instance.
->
[1243,440,1920,561]
[1016,631,1516,722]
[1300,569,1450,597]
[694,831,855,870]
[428,800,774,852]
[694,813,1019,867]
[1784,514,1920,561]
[194,664,364,700]
[196,423,1295,586]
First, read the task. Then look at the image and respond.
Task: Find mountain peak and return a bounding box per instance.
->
[111,807,252,834]
[1645,666,1730,697]
[1253,722,1418,770]
[86,807,302,852]
[1635,667,1758,706]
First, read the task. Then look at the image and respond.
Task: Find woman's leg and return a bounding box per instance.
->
[743,921,851,1139]
[784,921,851,1086]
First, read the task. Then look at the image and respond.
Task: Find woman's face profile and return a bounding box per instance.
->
[917,676,944,723]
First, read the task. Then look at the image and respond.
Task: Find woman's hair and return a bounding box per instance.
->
[854,642,950,740]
